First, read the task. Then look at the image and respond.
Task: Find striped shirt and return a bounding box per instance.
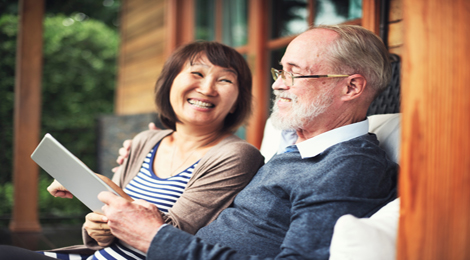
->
[39,141,198,260]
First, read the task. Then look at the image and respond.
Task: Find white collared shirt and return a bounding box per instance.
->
[279,119,370,159]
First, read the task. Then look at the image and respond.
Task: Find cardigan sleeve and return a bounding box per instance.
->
[82,130,170,249]
[161,139,264,234]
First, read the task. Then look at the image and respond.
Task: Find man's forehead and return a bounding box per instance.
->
[280,29,335,69]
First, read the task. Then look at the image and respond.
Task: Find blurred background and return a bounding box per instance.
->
[0,0,121,228]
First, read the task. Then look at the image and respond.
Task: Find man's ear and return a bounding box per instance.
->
[342,74,366,101]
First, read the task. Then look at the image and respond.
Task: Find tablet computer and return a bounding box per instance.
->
[31,133,121,213]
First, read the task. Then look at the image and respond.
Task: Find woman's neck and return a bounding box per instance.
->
[171,123,227,149]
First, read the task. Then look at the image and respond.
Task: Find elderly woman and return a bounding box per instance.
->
[42,41,264,260]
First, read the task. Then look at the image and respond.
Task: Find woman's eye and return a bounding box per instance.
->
[191,72,203,77]
[220,79,233,84]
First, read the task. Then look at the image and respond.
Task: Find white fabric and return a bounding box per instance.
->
[368,113,401,163]
[260,118,282,162]
[329,199,400,260]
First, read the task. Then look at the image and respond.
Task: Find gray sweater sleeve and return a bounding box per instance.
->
[148,225,275,260]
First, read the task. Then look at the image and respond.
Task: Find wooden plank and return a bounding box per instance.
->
[123,0,165,23]
[398,0,470,259]
[388,20,403,48]
[121,7,165,42]
[120,38,165,67]
[389,0,403,22]
[116,0,167,115]
[116,86,157,114]
[120,27,166,55]
[10,0,44,232]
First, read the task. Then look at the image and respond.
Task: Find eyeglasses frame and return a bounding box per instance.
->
[271,68,351,87]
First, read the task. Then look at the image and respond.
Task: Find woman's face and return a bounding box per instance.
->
[169,54,239,131]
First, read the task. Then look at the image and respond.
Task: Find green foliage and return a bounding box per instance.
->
[0,0,121,29]
[0,13,118,226]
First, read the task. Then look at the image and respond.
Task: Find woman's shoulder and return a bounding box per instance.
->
[210,134,264,160]
[133,129,173,142]
[130,129,173,150]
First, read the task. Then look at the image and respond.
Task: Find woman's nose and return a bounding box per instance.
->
[198,79,217,96]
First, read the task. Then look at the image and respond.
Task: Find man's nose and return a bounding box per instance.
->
[272,77,289,90]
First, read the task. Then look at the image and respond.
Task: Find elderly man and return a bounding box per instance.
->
[97,24,397,260]
[0,24,397,260]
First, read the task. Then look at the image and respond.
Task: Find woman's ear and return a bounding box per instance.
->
[342,74,366,101]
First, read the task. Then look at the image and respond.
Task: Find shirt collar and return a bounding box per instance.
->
[295,119,369,159]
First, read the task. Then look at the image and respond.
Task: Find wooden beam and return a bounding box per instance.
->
[397,0,470,259]
[245,0,269,149]
[362,0,381,35]
[9,0,44,232]
[166,0,195,57]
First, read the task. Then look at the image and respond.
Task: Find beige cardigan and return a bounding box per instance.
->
[82,129,265,250]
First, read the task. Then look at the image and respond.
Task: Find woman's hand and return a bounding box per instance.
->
[112,123,159,173]
[47,179,73,199]
[84,212,115,247]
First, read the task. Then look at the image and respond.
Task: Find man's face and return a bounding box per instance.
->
[270,29,341,131]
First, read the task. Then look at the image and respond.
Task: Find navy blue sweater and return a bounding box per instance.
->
[149,134,398,260]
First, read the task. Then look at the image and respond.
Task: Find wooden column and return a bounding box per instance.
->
[245,0,269,149]
[165,0,194,57]
[397,0,470,259]
[362,0,381,35]
[10,0,44,232]
[9,0,44,232]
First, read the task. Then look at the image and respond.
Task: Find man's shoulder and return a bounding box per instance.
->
[329,133,382,156]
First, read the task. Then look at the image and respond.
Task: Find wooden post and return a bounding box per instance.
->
[362,0,381,35]
[245,0,269,149]
[9,0,44,232]
[397,0,470,258]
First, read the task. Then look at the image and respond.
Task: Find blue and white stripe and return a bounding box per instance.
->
[123,142,197,213]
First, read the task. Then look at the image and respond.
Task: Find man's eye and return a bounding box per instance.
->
[191,72,203,77]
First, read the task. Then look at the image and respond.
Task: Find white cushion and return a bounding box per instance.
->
[260,118,282,162]
[329,199,400,260]
[368,113,401,163]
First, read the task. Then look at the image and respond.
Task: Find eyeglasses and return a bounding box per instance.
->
[271,68,350,87]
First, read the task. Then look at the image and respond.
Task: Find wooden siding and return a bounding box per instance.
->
[115,0,167,115]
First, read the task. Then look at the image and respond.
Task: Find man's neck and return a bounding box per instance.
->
[295,113,367,143]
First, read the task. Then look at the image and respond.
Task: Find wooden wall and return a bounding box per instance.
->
[115,0,167,115]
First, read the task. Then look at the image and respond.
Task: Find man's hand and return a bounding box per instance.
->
[112,123,159,173]
[47,179,73,199]
[83,212,115,246]
[98,191,164,253]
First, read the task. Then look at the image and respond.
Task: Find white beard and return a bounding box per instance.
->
[271,88,334,130]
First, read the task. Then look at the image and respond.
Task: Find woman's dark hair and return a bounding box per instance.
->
[155,41,252,132]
